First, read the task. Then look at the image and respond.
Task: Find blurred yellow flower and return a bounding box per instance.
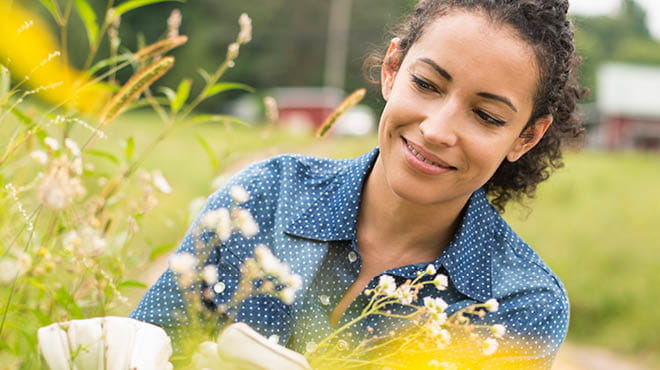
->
[0,0,110,114]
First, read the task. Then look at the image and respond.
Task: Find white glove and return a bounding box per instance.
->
[38,316,173,370]
[192,322,311,370]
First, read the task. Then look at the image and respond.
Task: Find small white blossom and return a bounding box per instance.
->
[492,324,506,338]
[284,273,302,290]
[71,157,83,175]
[64,138,81,156]
[254,245,287,277]
[377,275,396,295]
[433,274,448,291]
[167,9,182,38]
[30,150,48,165]
[229,185,249,203]
[483,338,499,356]
[235,208,258,238]
[62,230,81,251]
[226,42,240,60]
[280,287,296,305]
[425,264,437,275]
[170,253,197,274]
[396,283,414,305]
[201,265,218,285]
[79,225,107,256]
[44,137,59,151]
[0,259,21,284]
[237,13,252,44]
[201,208,231,241]
[152,170,172,194]
[484,298,499,313]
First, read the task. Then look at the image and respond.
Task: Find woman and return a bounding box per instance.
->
[132,0,585,367]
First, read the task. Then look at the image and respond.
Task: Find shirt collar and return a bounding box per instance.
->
[284,147,497,302]
[284,147,379,242]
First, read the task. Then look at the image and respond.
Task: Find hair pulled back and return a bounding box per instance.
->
[369,0,587,212]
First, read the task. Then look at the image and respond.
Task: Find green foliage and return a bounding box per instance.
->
[74,0,99,47]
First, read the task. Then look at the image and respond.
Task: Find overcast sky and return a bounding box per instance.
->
[569,0,660,39]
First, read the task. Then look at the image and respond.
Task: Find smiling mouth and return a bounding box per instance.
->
[402,137,456,169]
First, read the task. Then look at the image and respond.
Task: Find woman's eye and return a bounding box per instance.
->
[474,109,506,126]
[411,75,437,92]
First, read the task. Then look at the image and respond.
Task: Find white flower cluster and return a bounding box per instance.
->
[62,225,108,257]
[200,186,258,240]
[37,154,85,210]
[253,245,302,305]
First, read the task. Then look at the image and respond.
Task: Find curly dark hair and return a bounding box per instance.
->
[366,0,588,212]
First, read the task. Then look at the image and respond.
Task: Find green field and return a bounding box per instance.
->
[107,113,660,365]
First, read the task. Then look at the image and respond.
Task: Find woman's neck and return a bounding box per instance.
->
[357,157,468,262]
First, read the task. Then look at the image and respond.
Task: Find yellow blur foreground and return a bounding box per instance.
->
[0,0,110,113]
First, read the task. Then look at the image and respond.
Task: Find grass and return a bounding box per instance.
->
[98,113,660,364]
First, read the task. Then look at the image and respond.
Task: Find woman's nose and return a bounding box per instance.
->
[418,99,460,147]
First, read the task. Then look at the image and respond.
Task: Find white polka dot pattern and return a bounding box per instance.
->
[130,148,569,368]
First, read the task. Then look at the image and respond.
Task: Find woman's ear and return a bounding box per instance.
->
[506,115,553,162]
[381,38,402,101]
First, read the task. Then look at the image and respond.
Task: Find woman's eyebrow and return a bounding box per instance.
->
[417,57,518,113]
[477,92,518,112]
[418,58,452,81]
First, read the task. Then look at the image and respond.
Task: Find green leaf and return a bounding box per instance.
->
[30,308,52,326]
[118,280,147,289]
[10,107,34,127]
[159,86,177,105]
[188,114,251,127]
[86,149,120,165]
[88,54,133,76]
[38,0,62,22]
[124,137,135,160]
[113,0,185,17]
[149,243,175,261]
[74,0,99,47]
[203,82,254,99]
[54,287,84,319]
[172,78,191,113]
[196,135,219,171]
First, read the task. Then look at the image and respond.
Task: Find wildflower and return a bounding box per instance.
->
[280,287,296,305]
[254,245,286,277]
[396,283,414,305]
[167,9,182,39]
[491,324,506,338]
[44,137,59,151]
[64,138,81,156]
[30,150,48,164]
[425,264,436,275]
[71,157,83,175]
[211,174,229,190]
[423,296,448,314]
[188,197,206,223]
[483,338,499,356]
[484,298,499,312]
[434,328,451,348]
[377,275,396,295]
[0,258,20,283]
[62,230,81,251]
[202,265,218,285]
[79,225,108,256]
[170,252,197,274]
[226,42,240,61]
[152,170,172,193]
[170,252,197,287]
[237,13,252,44]
[37,157,86,209]
[202,208,232,241]
[235,208,258,238]
[433,274,448,291]
[284,273,302,290]
[229,185,249,203]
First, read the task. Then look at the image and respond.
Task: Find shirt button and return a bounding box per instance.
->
[348,251,358,263]
[319,295,330,306]
[213,281,226,294]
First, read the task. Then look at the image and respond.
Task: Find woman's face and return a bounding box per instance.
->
[376,11,551,208]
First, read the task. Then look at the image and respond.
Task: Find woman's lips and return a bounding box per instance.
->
[401,137,456,175]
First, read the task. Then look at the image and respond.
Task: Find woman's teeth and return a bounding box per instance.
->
[406,142,444,168]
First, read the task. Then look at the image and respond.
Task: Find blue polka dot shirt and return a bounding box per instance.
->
[131,148,569,368]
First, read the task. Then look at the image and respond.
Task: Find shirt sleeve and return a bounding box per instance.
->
[479,290,570,369]
[129,159,273,346]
